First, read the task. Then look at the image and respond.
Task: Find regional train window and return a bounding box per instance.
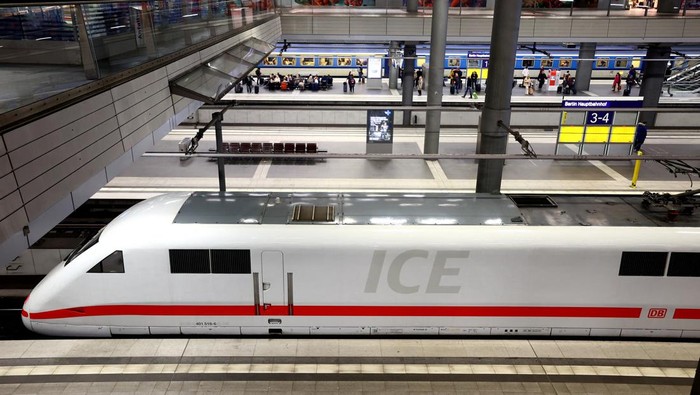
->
[619,251,667,276]
[667,253,700,277]
[522,58,534,68]
[211,249,251,274]
[615,58,629,69]
[170,249,209,273]
[87,251,124,273]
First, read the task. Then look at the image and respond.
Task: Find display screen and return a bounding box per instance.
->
[367,110,394,143]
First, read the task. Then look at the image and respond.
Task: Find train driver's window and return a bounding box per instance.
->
[88,251,124,273]
[65,228,103,266]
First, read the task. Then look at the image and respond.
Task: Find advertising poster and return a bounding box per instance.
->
[367,57,381,78]
[366,110,394,144]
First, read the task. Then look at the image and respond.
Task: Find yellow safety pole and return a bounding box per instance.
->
[630,150,643,188]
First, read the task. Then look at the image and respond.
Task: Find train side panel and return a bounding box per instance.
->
[22,223,700,337]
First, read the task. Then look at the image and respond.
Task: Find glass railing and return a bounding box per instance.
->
[274,0,700,14]
[0,0,275,116]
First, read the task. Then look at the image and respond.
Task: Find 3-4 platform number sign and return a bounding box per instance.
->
[586,111,614,125]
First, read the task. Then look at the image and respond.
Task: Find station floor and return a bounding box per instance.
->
[0,338,697,394]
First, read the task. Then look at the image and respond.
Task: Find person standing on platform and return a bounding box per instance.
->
[358,66,364,84]
[347,72,356,93]
[462,73,474,99]
[456,68,463,92]
[417,75,424,96]
[255,67,262,84]
[612,72,622,92]
[633,121,648,152]
[521,66,530,87]
[523,75,534,95]
[537,67,546,90]
[626,66,637,91]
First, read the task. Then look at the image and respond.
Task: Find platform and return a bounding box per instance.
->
[0,338,696,394]
[96,123,700,200]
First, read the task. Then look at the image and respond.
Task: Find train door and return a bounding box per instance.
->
[260,251,286,314]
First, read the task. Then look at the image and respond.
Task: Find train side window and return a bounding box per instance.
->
[211,249,251,274]
[87,251,124,273]
[169,249,210,273]
[619,251,667,276]
[667,253,700,277]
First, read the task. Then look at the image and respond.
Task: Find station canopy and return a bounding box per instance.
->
[170,37,274,104]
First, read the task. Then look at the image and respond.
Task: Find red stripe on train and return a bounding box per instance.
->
[673,309,700,319]
[28,305,642,320]
[30,305,256,320]
[295,306,642,318]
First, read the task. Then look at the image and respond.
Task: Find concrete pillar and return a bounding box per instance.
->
[575,43,596,91]
[639,44,672,126]
[389,41,399,90]
[402,44,416,126]
[75,5,100,80]
[475,0,522,194]
[214,112,226,192]
[423,0,449,155]
[407,0,418,13]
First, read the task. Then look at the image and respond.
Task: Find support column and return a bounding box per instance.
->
[475,1,522,194]
[575,43,596,91]
[639,44,672,126]
[423,0,449,155]
[389,41,399,90]
[214,112,226,192]
[402,44,416,126]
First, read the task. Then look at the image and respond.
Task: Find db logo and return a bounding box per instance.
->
[648,308,667,318]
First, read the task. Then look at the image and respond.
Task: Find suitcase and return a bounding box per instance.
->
[556,85,563,94]
[254,85,259,94]
[343,81,348,93]
[450,86,455,95]
[623,87,631,96]
[475,83,481,92]
[235,85,243,94]
[564,87,571,94]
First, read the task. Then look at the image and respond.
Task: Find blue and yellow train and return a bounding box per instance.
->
[257,44,697,79]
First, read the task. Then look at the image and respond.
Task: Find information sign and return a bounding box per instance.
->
[366,110,394,143]
[586,111,614,125]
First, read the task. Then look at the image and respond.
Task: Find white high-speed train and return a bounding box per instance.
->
[22,192,700,337]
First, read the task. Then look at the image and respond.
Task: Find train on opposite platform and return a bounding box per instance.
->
[257,44,699,79]
[22,192,700,338]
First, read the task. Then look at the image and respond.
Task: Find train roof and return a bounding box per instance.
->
[171,192,700,228]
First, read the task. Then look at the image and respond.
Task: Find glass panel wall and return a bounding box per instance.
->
[0,0,275,115]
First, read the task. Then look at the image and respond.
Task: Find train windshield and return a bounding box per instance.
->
[64,228,103,266]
